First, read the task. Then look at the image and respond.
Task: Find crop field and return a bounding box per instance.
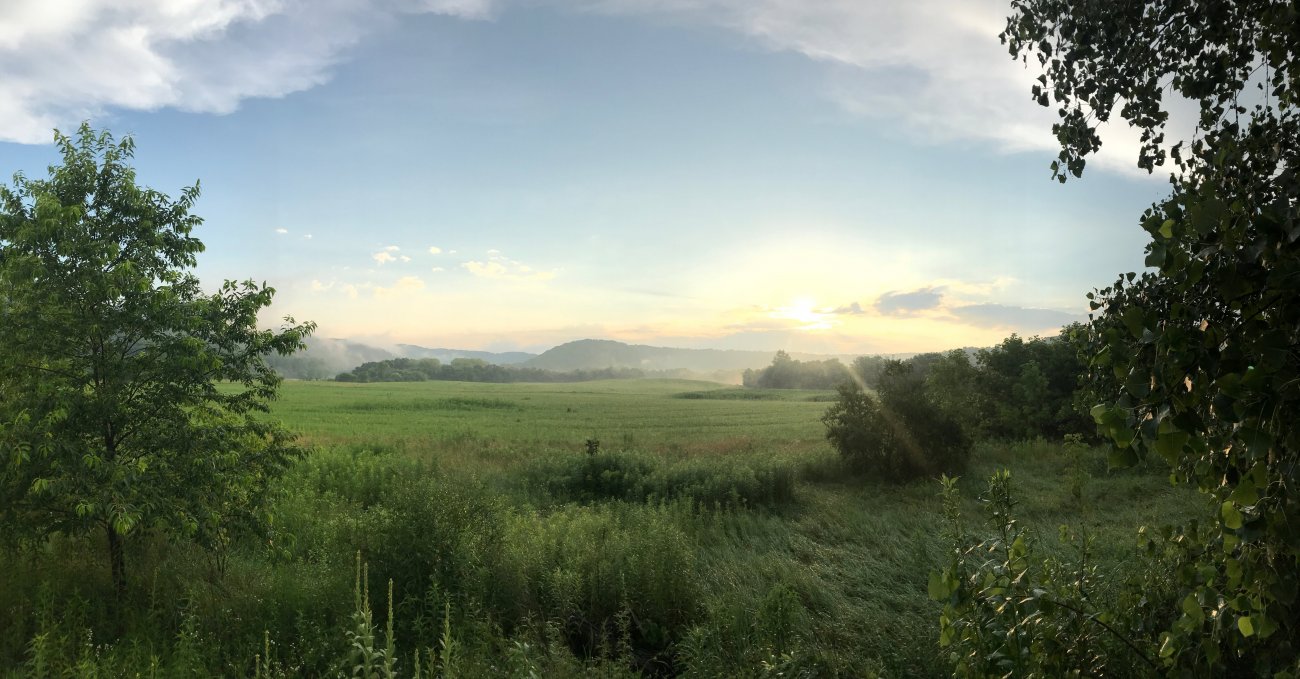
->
[271,379,833,446]
[267,379,834,476]
[2,379,1203,677]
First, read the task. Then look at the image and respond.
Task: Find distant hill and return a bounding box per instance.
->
[524,339,857,373]
[268,339,537,379]
[395,344,536,365]
[271,336,918,382]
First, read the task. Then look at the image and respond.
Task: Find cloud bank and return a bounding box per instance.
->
[0,0,489,144]
[947,303,1083,330]
[462,250,557,282]
[0,0,1170,175]
[874,287,942,315]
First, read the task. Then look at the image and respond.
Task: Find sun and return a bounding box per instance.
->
[772,297,833,330]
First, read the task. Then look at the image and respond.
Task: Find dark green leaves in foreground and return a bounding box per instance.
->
[999,0,1300,673]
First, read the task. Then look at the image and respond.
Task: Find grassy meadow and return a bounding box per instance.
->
[1,379,1202,677]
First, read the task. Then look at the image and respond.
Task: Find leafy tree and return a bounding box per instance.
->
[915,331,1090,441]
[849,354,887,388]
[822,360,969,481]
[924,349,983,433]
[1001,0,1300,671]
[759,350,799,388]
[745,351,849,390]
[0,125,314,597]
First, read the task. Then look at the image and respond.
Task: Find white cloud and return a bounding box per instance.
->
[462,256,557,282]
[374,275,427,298]
[275,227,288,234]
[0,0,1172,177]
[341,283,359,299]
[575,0,1167,176]
[372,245,404,264]
[310,279,334,292]
[405,0,496,20]
[428,246,442,254]
[463,260,507,277]
[303,233,313,239]
[431,266,445,272]
[0,0,494,143]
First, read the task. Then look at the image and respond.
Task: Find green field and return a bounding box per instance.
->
[271,378,832,445]
[2,379,1202,677]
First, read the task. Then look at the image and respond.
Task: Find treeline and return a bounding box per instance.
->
[335,357,644,383]
[880,327,1090,441]
[820,326,1090,484]
[741,351,849,389]
[749,325,1090,441]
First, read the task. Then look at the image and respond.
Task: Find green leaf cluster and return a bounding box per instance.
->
[0,124,315,594]
[1000,0,1300,673]
[822,360,970,481]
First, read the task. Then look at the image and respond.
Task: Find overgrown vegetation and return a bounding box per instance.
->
[822,362,970,481]
[525,443,798,510]
[858,328,1091,442]
[820,330,1088,483]
[927,2,1300,676]
[6,0,1291,665]
[0,376,1203,677]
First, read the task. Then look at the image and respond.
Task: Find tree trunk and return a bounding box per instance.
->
[106,524,127,600]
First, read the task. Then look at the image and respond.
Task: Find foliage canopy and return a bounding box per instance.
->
[989,0,1300,672]
[744,350,849,390]
[823,360,969,481]
[0,125,314,594]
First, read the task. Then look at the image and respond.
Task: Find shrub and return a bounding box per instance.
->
[348,476,507,643]
[504,503,699,671]
[528,449,657,504]
[646,455,796,510]
[821,370,970,481]
[526,448,797,510]
[929,470,1177,677]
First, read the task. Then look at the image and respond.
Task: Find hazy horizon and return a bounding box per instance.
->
[0,1,1169,356]
[307,334,927,360]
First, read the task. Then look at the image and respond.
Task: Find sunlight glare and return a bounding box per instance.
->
[773,297,833,331]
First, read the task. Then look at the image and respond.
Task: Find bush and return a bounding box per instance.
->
[530,450,658,505]
[822,369,970,481]
[929,470,1179,677]
[526,448,797,510]
[348,476,508,643]
[503,503,699,671]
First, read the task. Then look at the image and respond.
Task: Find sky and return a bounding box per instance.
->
[0,0,1174,355]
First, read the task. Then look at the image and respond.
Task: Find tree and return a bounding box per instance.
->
[746,351,850,390]
[1003,1,1299,670]
[822,360,969,481]
[0,125,314,597]
[924,349,983,434]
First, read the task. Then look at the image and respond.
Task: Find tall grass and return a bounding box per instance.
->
[0,380,1204,677]
[523,448,798,510]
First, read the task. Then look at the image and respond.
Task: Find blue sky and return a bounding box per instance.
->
[0,0,1170,354]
